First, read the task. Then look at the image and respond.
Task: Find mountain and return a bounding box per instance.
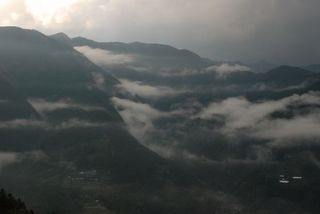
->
[50,32,73,46]
[263,65,316,86]
[69,36,213,70]
[220,65,319,90]
[224,65,318,88]
[305,64,320,72]
[72,37,197,57]
[67,35,320,89]
[0,27,119,97]
[0,67,38,121]
[247,60,277,73]
[0,27,165,213]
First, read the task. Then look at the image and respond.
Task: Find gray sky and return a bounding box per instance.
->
[0,0,319,65]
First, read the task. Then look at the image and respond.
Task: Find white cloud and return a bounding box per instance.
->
[147,143,213,163]
[0,150,48,172]
[0,152,18,171]
[0,118,107,130]
[111,97,166,142]
[198,97,286,131]
[198,92,320,144]
[253,114,320,144]
[57,118,109,129]
[207,63,251,78]
[116,79,180,98]
[75,46,134,66]
[0,119,48,129]
[29,98,106,113]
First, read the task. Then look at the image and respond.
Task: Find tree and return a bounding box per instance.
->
[0,188,34,214]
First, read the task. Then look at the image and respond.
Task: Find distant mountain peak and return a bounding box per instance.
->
[51,32,70,39]
[269,65,312,74]
[262,65,316,86]
[50,32,72,45]
[305,64,320,72]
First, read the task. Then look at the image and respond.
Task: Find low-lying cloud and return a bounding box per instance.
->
[198,92,320,145]
[75,46,134,66]
[207,63,251,78]
[0,119,48,129]
[116,79,180,98]
[111,97,167,142]
[0,150,47,172]
[58,118,109,129]
[198,97,286,131]
[147,143,213,163]
[91,72,106,90]
[29,98,106,113]
[253,114,320,146]
[0,152,18,171]
[0,118,108,130]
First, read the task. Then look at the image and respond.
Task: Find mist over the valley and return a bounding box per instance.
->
[0,1,320,213]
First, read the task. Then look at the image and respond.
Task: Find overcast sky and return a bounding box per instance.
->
[0,0,319,65]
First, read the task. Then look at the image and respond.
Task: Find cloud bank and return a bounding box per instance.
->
[198,92,320,145]
[253,114,320,146]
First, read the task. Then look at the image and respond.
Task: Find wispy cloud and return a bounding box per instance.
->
[0,150,48,171]
[111,97,167,142]
[57,118,109,129]
[91,72,106,90]
[147,143,213,163]
[75,46,134,66]
[198,97,286,131]
[253,114,320,146]
[116,79,181,98]
[0,152,18,171]
[198,92,320,145]
[207,63,251,78]
[0,119,48,129]
[29,98,106,113]
[0,118,108,130]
